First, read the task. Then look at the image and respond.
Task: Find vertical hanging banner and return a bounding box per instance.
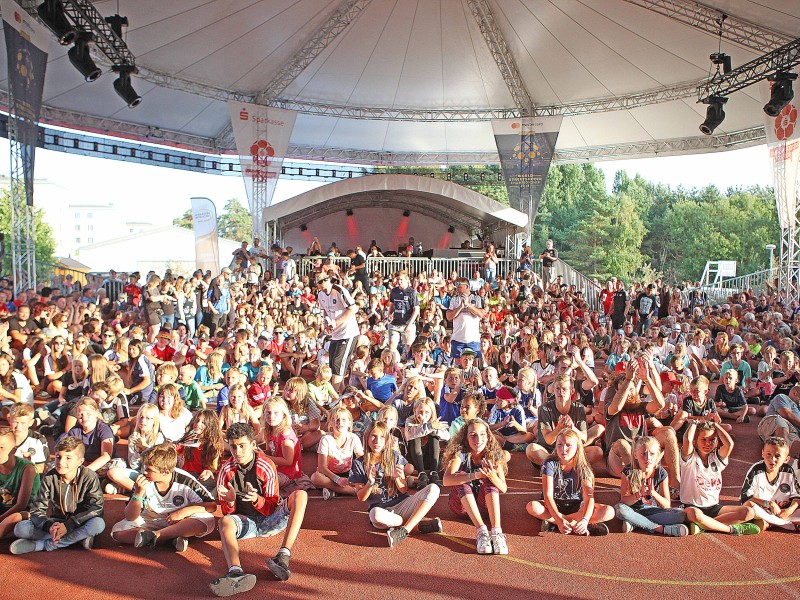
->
[227,101,296,232]
[191,197,221,275]
[2,0,50,206]
[763,74,800,231]
[492,116,562,240]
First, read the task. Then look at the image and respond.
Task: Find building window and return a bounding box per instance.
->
[87,212,93,218]
[129,228,134,233]
[74,212,80,219]
[75,225,80,231]
[87,238,93,244]
[76,237,81,243]
[87,225,93,231]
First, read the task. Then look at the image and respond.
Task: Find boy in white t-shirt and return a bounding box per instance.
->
[680,421,760,535]
[739,436,800,531]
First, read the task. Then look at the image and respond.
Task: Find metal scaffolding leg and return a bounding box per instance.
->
[8,99,36,295]
[773,148,800,305]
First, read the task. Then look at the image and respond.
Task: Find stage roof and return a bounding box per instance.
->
[1,1,799,165]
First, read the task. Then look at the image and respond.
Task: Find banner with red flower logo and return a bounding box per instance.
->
[227,100,296,229]
[764,73,800,230]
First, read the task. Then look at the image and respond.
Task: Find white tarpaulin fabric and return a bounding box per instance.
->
[263,174,528,228]
[190,196,220,274]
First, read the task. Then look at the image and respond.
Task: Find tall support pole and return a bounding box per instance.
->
[8,87,36,295]
[775,154,800,305]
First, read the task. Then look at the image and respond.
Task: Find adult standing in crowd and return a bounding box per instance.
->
[634,284,657,335]
[446,277,486,359]
[208,268,232,333]
[611,279,630,331]
[387,270,419,356]
[316,271,359,392]
[101,270,124,304]
[539,239,558,285]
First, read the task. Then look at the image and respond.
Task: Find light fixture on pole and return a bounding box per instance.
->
[699,96,727,135]
[764,72,797,117]
[112,65,142,108]
[766,243,776,272]
[37,0,77,45]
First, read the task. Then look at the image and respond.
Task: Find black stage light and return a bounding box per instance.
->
[300,224,308,231]
[68,31,101,82]
[37,0,77,45]
[403,210,410,217]
[113,66,142,108]
[764,72,797,118]
[448,225,455,233]
[346,209,354,216]
[699,96,727,135]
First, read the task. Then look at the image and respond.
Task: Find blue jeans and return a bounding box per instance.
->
[14,517,105,550]
[615,503,685,533]
[160,313,175,329]
[450,339,481,359]
[484,267,496,283]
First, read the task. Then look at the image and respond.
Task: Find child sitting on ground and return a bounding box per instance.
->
[310,407,363,500]
[0,428,40,539]
[739,436,800,531]
[308,364,339,412]
[366,359,399,405]
[9,404,49,473]
[111,442,216,553]
[11,436,105,554]
[349,421,442,547]
[179,364,206,412]
[210,422,308,596]
[681,420,760,535]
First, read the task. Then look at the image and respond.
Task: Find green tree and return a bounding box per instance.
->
[217,198,253,242]
[173,208,193,229]
[0,189,56,279]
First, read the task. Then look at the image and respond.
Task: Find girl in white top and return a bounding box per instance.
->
[311,407,364,499]
[681,421,759,535]
[157,383,193,443]
[106,404,165,494]
[219,383,259,435]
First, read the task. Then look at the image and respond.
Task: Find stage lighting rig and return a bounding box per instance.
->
[699,96,727,135]
[764,71,797,117]
[37,0,77,45]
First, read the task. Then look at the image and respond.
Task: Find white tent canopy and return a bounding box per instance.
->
[1,1,798,164]
[263,174,526,253]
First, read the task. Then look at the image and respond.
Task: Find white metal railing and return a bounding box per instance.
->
[697,267,776,303]
[552,260,603,310]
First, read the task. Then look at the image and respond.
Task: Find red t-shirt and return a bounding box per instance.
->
[264,428,302,479]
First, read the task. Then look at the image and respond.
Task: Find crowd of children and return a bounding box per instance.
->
[0,260,799,596]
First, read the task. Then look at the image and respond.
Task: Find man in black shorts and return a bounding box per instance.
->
[316,273,359,392]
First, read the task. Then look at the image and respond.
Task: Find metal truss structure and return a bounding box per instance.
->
[7,86,36,294]
[467,0,534,114]
[697,37,800,101]
[623,0,792,54]
[773,156,800,305]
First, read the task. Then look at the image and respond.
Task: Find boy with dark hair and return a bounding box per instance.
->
[111,442,216,552]
[210,422,308,597]
[11,436,105,554]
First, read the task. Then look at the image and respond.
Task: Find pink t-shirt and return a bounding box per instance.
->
[265,427,302,479]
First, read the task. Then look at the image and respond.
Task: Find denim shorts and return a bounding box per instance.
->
[230,500,290,540]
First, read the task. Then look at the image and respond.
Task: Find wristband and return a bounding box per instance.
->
[131,494,144,503]
[468,472,473,483]
[580,517,589,523]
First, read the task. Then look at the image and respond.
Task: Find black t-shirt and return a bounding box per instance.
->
[636,293,655,316]
[612,290,628,315]
[231,456,263,518]
[389,286,418,326]
[715,385,746,410]
[541,248,558,267]
[351,254,368,285]
[771,370,800,399]
[7,316,32,335]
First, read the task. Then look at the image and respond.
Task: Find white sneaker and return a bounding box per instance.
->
[476,530,493,555]
[322,488,335,500]
[490,530,508,555]
[104,482,119,495]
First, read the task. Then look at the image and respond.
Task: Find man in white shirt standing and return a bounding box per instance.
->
[316,272,359,392]
[446,277,486,359]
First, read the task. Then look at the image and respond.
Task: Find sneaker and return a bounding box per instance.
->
[476,529,493,554]
[104,482,119,495]
[418,517,442,534]
[743,415,750,423]
[620,521,634,534]
[387,526,409,548]
[539,521,556,534]
[322,488,335,500]
[134,530,158,549]
[688,522,704,535]
[512,443,529,452]
[428,471,442,487]
[490,530,509,554]
[172,536,189,553]
[10,539,39,555]
[209,572,257,597]
[416,471,429,489]
[662,524,689,537]
[730,522,760,536]
[81,535,95,550]
[267,551,292,581]
[587,523,609,537]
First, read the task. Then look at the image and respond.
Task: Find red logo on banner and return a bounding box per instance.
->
[775,104,797,141]
[249,139,275,166]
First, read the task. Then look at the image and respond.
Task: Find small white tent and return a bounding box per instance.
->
[262,174,527,254]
